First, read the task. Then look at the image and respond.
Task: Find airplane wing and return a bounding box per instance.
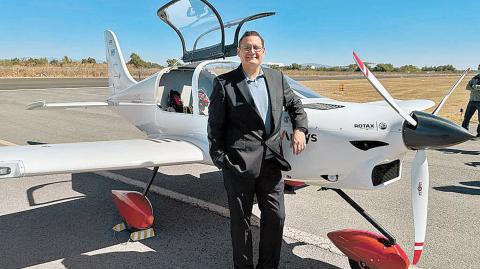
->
[0,139,205,179]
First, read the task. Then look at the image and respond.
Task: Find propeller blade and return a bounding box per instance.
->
[432,68,470,115]
[411,150,429,265]
[353,52,417,127]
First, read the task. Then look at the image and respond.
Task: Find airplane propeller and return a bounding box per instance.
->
[410,68,469,264]
[352,52,417,127]
[432,68,470,116]
[353,52,473,266]
[410,149,428,265]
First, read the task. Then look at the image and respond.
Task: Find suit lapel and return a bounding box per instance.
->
[235,66,263,121]
[263,68,280,132]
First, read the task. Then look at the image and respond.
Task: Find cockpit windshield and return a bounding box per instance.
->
[193,62,324,116]
[159,0,221,53]
[284,76,323,99]
[195,62,323,106]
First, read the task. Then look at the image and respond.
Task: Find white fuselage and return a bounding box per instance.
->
[106,62,411,191]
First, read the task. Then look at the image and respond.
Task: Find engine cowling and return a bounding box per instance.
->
[403,111,474,150]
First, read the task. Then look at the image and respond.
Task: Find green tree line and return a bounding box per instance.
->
[0,53,170,69]
[127,53,163,68]
[0,56,97,66]
[270,62,459,72]
[0,55,460,72]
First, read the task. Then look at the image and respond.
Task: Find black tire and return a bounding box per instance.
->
[348,259,370,269]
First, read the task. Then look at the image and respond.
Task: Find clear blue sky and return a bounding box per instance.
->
[0,0,478,69]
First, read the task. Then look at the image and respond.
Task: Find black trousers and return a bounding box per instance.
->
[462,100,480,136]
[223,159,285,269]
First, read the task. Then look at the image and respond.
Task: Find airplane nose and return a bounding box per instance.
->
[402,111,475,150]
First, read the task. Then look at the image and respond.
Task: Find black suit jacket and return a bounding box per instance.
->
[207,66,308,178]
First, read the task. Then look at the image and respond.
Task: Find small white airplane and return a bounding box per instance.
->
[0,0,474,268]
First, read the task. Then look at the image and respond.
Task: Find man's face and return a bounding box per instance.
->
[237,36,265,67]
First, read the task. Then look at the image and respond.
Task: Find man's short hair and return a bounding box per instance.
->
[238,31,265,48]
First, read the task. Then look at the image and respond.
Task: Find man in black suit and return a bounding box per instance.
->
[208,31,308,269]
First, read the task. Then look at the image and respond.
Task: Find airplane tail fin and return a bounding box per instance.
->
[104,30,136,94]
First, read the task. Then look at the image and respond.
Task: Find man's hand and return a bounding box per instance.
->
[290,129,306,155]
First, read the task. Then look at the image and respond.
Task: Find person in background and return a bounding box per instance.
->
[461,72,480,137]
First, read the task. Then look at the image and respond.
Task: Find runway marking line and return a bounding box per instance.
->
[0,139,350,259]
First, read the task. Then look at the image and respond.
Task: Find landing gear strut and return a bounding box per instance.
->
[324,188,410,269]
[143,166,160,196]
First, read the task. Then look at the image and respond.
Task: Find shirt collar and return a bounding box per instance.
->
[241,67,264,83]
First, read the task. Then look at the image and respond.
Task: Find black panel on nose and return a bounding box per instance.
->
[402,111,475,150]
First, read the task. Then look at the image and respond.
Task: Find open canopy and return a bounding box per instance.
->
[157,0,274,62]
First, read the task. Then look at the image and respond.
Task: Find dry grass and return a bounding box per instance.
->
[0,65,106,77]
[0,64,159,78]
[300,75,477,124]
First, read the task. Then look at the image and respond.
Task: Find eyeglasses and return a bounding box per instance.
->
[240,45,264,52]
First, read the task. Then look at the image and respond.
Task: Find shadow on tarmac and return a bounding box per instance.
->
[0,170,342,269]
[433,180,480,196]
[460,181,480,188]
[436,148,480,156]
[465,161,480,167]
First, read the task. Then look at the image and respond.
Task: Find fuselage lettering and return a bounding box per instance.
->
[354,123,375,130]
[284,133,317,144]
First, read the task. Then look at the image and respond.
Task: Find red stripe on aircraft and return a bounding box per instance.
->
[414,242,424,247]
[353,52,364,71]
[412,249,423,265]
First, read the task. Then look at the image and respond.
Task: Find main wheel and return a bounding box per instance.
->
[348,259,370,269]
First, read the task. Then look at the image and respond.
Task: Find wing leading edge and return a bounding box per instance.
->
[0,139,204,179]
[26,101,110,110]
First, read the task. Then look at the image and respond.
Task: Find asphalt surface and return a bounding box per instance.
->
[0,78,107,90]
[0,79,479,269]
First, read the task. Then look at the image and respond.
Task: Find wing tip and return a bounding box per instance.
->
[26,100,46,110]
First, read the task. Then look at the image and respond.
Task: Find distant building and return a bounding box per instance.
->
[264,62,286,67]
[300,63,331,70]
